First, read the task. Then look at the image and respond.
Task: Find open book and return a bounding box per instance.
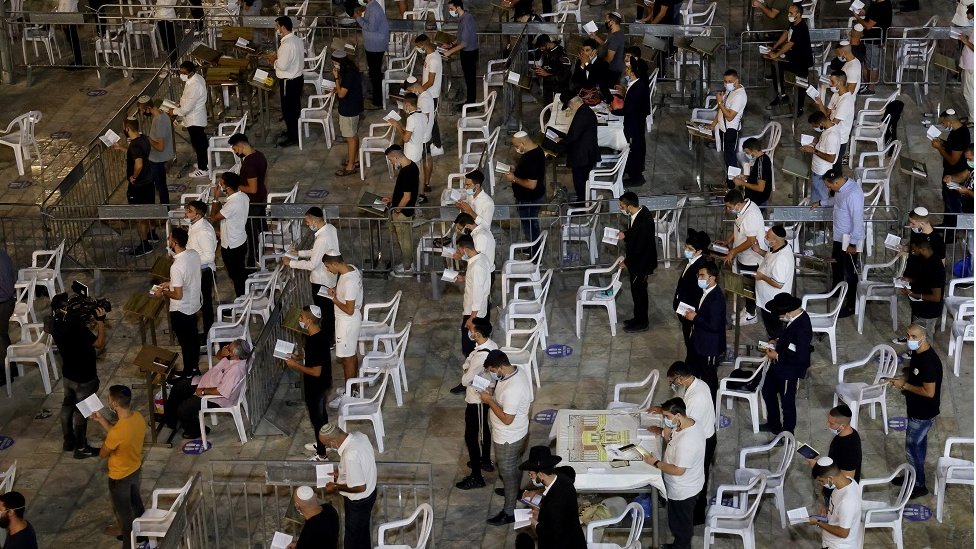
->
[316,463,335,488]
[884,234,903,250]
[849,0,864,11]
[149,284,161,296]
[602,227,620,246]
[513,508,532,529]
[273,340,295,360]
[926,125,943,140]
[800,134,815,146]
[805,85,820,99]
[316,286,335,299]
[76,393,105,418]
[506,71,522,85]
[495,162,511,173]
[727,166,742,178]
[252,68,269,83]
[893,278,911,289]
[675,302,696,316]
[99,129,120,147]
[582,21,598,34]
[787,507,826,525]
[441,246,457,258]
[161,99,178,112]
[442,268,459,282]
[383,110,401,122]
[270,532,294,549]
[470,375,491,392]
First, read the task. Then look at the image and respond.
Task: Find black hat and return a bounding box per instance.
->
[767,292,802,314]
[686,229,711,251]
[519,445,562,471]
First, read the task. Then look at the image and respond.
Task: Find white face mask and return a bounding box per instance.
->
[449,9,458,16]
[299,320,307,330]
[180,73,189,82]
[814,127,824,133]
[788,15,797,23]
[683,249,695,259]
[416,47,425,54]
[829,86,838,93]
[467,330,476,340]
[724,82,735,92]
[531,478,544,488]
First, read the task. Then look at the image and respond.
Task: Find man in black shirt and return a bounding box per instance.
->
[808,405,862,507]
[292,485,340,549]
[732,138,772,205]
[383,145,420,277]
[504,132,547,246]
[900,241,945,338]
[533,35,571,105]
[933,109,971,235]
[853,0,891,93]
[0,491,38,549]
[121,117,155,256]
[888,324,942,499]
[47,295,107,459]
[285,306,333,461]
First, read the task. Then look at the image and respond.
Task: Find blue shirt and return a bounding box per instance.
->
[822,177,864,246]
[0,250,15,302]
[457,12,478,51]
[355,0,389,53]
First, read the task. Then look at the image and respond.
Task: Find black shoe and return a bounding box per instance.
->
[837,307,855,319]
[147,230,161,243]
[757,423,778,433]
[73,446,99,459]
[129,242,153,257]
[623,323,649,333]
[486,511,515,526]
[481,460,495,472]
[118,535,149,542]
[450,383,466,394]
[456,475,486,489]
[623,318,637,327]
[891,476,905,486]
[494,487,505,497]
[181,427,210,439]
[63,441,75,452]
[909,485,929,499]
[277,139,298,148]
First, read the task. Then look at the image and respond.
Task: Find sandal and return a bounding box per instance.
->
[335,168,357,177]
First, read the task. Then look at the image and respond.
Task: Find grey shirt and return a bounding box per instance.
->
[148,112,175,163]
[457,12,478,51]
[604,30,625,73]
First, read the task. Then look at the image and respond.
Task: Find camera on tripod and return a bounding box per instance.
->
[51,281,112,324]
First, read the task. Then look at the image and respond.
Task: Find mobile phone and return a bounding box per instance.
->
[796,443,819,460]
[610,460,630,468]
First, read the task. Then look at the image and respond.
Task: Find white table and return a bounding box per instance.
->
[546,105,629,151]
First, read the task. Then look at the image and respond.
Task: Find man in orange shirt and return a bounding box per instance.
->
[92,385,146,549]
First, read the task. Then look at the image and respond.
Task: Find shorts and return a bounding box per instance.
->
[339,115,360,138]
[866,43,881,69]
[127,182,155,205]
[335,315,362,358]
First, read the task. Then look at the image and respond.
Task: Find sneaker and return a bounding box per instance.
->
[129,242,153,257]
[430,144,445,157]
[455,475,486,490]
[147,230,161,243]
[449,383,466,394]
[804,230,828,247]
[189,168,210,178]
[328,394,344,409]
[481,460,495,472]
[486,511,515,526]
[304,442,320,453]
[391,264,414,278]
[739,310,758,325]
[307,453,329,462]
[73,446,100,459]
[892,337,908,345]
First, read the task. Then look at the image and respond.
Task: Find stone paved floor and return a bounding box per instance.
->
[0,0,973,547]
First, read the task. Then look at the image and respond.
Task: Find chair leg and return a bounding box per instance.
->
[575,302,582,338]
[4,358,12,398]
[881,401,888,435]
[199,412,208,447]
[39,359,52,394]
[775,489,787,528]
[233,409,248,444]
[373,416,385,453]
[391,371,403,407]
[829,331,837,364]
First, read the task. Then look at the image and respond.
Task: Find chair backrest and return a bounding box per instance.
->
[865,463,916,524]
[535,269,555,304]
[378,502,433,549]
[227,297,253,327]
[871,344,898,384]
[803,281,848,322]
[365,290,403,328]
[586,502,644,544]
[634,369,659,409]
[0,461,16,494]
[741,474,768,522]
[538,102,554,134]
[391,322,412,363]
[16,277,36,317]
[362,370,390,406]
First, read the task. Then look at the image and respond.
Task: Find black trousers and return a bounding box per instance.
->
[149,161,169,205]
[311,283,337,345]
[687,350,720,401]
[200,267,215,336]
[245,204,268,270]
[61,377,99,449]
[159,20,179,66]
[625,130,646,180]
[63,25,82,65]
[221,243,248,297]
[343,490,377,549]
[667,495,697,549]
[721,128,739,174]
[171,310,201,376]
[108,469,145,549]
[187,125,209,171]
[430,98,442,148]
[460,49,479,104]
[678,316,693,354]
[279,76,303,141]
[761,308,782,339]
[830,241,858,310]
[365,50,385,106]
[694,433,717,524]
[628,270,649,325]
[762,369,799,433]
[571,164,593,203]
[834,142,848,173]
[188,0,204,22]
[304,380,329,455]
[464,402,492,478]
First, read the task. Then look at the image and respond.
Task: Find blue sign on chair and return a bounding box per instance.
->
[0,436,14,451]
[904,504,931,522]
[719,415,732,429]
[545,344,573,358]
[168,184,187,193]
[533,409,557,425]
[887,417,908,432]
[306,189,330,199]
[181,440,212,455]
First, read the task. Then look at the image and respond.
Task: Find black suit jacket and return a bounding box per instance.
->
[570,57,608,91]
[561,105,601,169]
[691,286,727,356]
[612,78,651,139]
[623,207,657,274]
[673,255,706,311]
[774,311,814,379]
[536,475,587,549]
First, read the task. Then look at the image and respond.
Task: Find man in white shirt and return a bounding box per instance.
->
[718,189,767,325]
[405,76,437,191]
[709,69,748,184]
[809,457,862,549]
[752,225,795,338]
[456,169,495,228]
[154,0,179,65]
[283,207,340,344]
[388,93,428,165]
[210,172,250,297]
[481,349,533,526]
[184,200,218,335]
[268,16,305,147]
[174,61,209,178]
[959,7,974,119]
[813,70,856,172]
[454,235,491,358]
[835,42,861,93]
[153,227,202,376]
[454,318,499,488]
[319,423,378,549]
[415,34,444,155]
[323,255,363,404]
[802,111,842,207]
[453,213,496,271]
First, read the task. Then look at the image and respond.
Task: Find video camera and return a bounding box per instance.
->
[51,280,112,324]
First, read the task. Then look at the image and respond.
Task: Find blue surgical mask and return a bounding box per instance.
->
[531,478,544,488]
[669,382,680,393]
[968,160,974,168]
[684,249,695,259]
[449,9,458,17]
[829,427,841,436]
[489,371,502,381]
[907,339,921,351]
[814,127,824,133]
[663,417,676,429]
[697,279,708,289]
[465,188,475,197]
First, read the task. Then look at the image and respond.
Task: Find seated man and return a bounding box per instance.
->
[163,339,251,439]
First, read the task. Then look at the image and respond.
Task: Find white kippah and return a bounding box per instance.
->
[853,23,864,31]
[309,305,322,318]
[947,108,957,116]
[913,206,929,216]
[816,456,834,467]
[405,75,418,84]
[137,95,151,104]
[296,486,315,501]
[513,131,529,138]
[839,40,850,46]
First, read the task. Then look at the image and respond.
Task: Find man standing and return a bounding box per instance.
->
[812,70,855,172]
[0,491,38,549]
[153,227,202,377]
[444,0,480,109]
[719,189,766,325]
[163,340,250,439]
[959,7,974,120]
[611,59,651,186]
[269,16,305,147]
[333,51,365,177]
[284,306,333,461]
[809,458,862,548]
[731,138,773,205]
[815,169,863,317]
[454,318,498,489]
[559,96,600,203]
[453,213,496,271]
[405,77,437,191]
[211,172,250,297]
[587,12,626,93]
[752,225,795,338]
[513,447,587,549]
[184,200,218,337]
[674,230,710,352]
[318,423,378,549]
[92,385,146,549]
[617,192,656,332]
[804,405,862,507]
[898,241,946,338]
[852,0,891,93]
[482,350,533,526]
[121,117,155,257]
[174,61,209,179]
[382,145,420,277]
[503,132,547,245]
[228,133,269,271]
[760,293,813,434]
[139,97,175,205]
[356,0,389,110]
[283,207,339,344]
[291,486,340,549]
[415,35,444,155]
[0,250,15,378]
[454,235,491,357]
[801,112,842,208]
[684,262,726,398]
[569,39,609,103]
[709,69,748,183]
[932,109,970,235]
[532,34,571,105]
[456,169,495,227]
[388,94,427,167]
[324,255,363,406]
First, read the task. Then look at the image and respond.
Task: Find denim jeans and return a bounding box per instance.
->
[811,172,828,204]
[61,377,99,449]
[906,417,935,487]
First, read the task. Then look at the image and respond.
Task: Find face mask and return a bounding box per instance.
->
[0,513,8,529]
[167,246,175,257]
[515,146,524,154]
[822,481,836,490]
[332,63,341,72]
[358,0,367,5]
[625,61,631,68]
[180,73,189,82]
[489,371,502,381]
[461,253,470,261]
[907,339,921,351]
[945,125,952,132]
[788,15,797,23]
[416,47,425,54]
[605,22,612,31]
[911,227,921,234]
[814,127,824,133]
[779,315,790,323]
[683,249,695,259]
[299,320,307,330]
[623,76,633,86]
[465,188,475,198]
[968,160,974,168]
[531,478,544,488]
[764,239,774,248]
[449,9,458,17]
[724,82,735,92]
[663,417,676,429]
[829,427,841,436]
[236,152,246,159]
[697,279,708,290]
[467,330,476,340]
[669,381,680,393]
[829,86,838,93]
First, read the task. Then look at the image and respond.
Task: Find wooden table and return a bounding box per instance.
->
[150,255,173,283]
[134,345,179,445]
[123,292,167,346]
[282,306,309,337]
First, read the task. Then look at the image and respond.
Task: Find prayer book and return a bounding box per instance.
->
[758,340,772,351]
[787,507,810,525]
[602,227,620,245]
[800,134,815,146]
[884,233,903,250]
[470,375,491,392]
[675,302,696,316]
[149,284,161,296]
[76,393,104,418]
[372,198,386,211]
[316,286,334,299]
[758,45,770,55]
[235,37,252,50]
[495,162,511,173]
[316,463,335,488]
[283,250,300,261]
[805,85,819,99]
[544,128,561,141]
[161,99,178,111]
[727,166,742,178]
[252,68,269,83]
[850,0,864,12]
[794,76,808,87]
[893,278,911,289]
[273,340,294,360]
[270,532,293,549]
[710,243,729,254]
[442,268,459,282]
[513,508,532,529]
[383,110,401,122]
[926,125,943,140]
[520,493,542,507]
[99,129,120,147]
[440,246,457,258]
[582,21,598,34]
[506,71,521,85]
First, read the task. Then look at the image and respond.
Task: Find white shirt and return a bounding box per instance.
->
[337,432,377,500]
[662,421,706,500]
[335,267,363,322]
[219,191,249,249]
[415,88,436,142]
[756,243,795,309]
[733,199,766,266]
[717,86,747,132]
[174,73,208,128]
[953,0,974,26]
[470,190,495,228]
[841,58,861,86]
[470,224,496,271]
[461,339,499,404]
[962,26,975,71]
[154,0,177,19]
[274,32,305,79]
[489,366,533,443]
[402,110,427,163]
[812,125,842,175]
[462,253,491,317]
[169,249,202,314]
[291,224,340,286]
[679,378,715,438]
[822,480,862,549]
[698,283,716,309]
[187,217,218,269]
[827,91,856,144]
[423,52,443,99]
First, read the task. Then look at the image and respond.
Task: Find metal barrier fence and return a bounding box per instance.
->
[157,473,213,549]
[205,460,434,548]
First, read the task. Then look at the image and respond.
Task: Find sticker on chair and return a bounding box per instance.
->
[545,344,573,358]
[533,409,557,425]
[887,417,908,432]
[904,504,931,522]
[181,440,212,455]
[0,436,14,451]
[719,415,732,429]
[306,189,330,199]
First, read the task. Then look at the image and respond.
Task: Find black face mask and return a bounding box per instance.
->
[236,153,246,159]
[0,513,9,529]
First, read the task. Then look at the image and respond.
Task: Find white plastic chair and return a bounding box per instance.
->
[895,40,936,94]
[207,298,253,369]
[482,59,507,101]
[500,327,543,394]
[948,302,975,377]
[654,196,687,267]
[4,323,58,397]
[505,269,553,347]
[95,25,131,77]
[299,93,336,150]
[833,344,897,433]
[21,22,60,64]
[359,322,412,407]
[338,370,390,452]
[130,478,193,549]
[199,369,250,446]
[10,277,37,341]
[500,232,547,307]
[855,253,907,334]
[646,68,659,132]
[456,91,497,158]
[801,281,848,364]
[941,276,975,331]
[560,201,601,265]
[359,123,396,181]
[303,44,329,95]
[127,10,161,58]
[704,474,767,549]
[375,502,433,549]
[860,463,915,549]
[585,146,629,200]
[233,267,283,325]
[17,239,65,298]
[0,461,16,493]
[848,114,890,166]
[459,126,501,196]
[854,139,901,207]
[734,430,796,528]
[381,50,418,110]
[715,357,768,433]
[0,110,41,176]
[585,501,644,548]
[607,369,658,411]
[935,437,974,523]
[358,291,403,354]
[575,257,624,338]
[207,112,248,170]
